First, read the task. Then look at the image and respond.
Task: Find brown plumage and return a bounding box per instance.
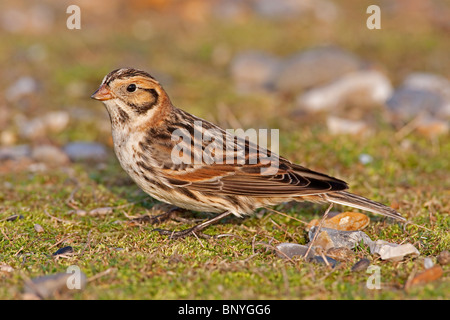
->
[91,68,405,238]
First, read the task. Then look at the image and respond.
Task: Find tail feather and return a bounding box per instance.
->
[324,191,405,221]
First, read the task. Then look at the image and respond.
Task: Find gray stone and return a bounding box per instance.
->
[296,70,392,112]
[31,144,70,165]
[273,46,362,93]
[230,50,281,94]
[63,142,108,162]
[276,243,312,259]
[0,144,31,161]
[6,76,39,101]
[387,73,450,121]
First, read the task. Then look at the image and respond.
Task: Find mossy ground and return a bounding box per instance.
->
[0,0,448,299]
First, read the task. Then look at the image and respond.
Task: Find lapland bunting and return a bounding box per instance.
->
[91,68,405,238]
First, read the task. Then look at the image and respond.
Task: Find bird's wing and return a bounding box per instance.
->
[161,160,348,197]
[148,128,348,197]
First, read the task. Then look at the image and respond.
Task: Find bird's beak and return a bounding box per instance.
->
[91,84,114,101]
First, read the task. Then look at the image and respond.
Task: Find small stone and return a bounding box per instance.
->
[309,255,337,268]
[53,246,74,256]
[6,214,24,222]
[326,116,370,135]
[253,0,339,21]
[42,111,70,133]
[0,264,14,273]
[273,46,362,93]
[402,72,450,119]
[34,224,44,233]
[308,227,373,250]
[358,153,373,165]
[296,70,392,112]
[63,142,108,162]
[312,230,334,251]
[1,8,27,33]
[31,145,70,166]
[0,145,31,161]
[306,212,370,231]
[275,243,312,259]
[18,112,70,140]
[424,257,434,269]
[368,240,419,261]
[0,130,17,146]
[437,250,450,265]
[351,258,371,272]
[6,76,39,101]
[88,207,113,216]
[415,118,449,137]
[230,50,281,94]
[408,265,443,287]
[326,247,355,262]
[387,88,443,121]
[70,209,87,217]
[387,73,450,123]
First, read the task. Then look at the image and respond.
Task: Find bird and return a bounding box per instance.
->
[91,68,405,238]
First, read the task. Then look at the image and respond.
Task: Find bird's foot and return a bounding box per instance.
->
[153,211,232,239]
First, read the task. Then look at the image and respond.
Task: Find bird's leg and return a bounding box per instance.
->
[130,207,186,225]
[153,211,232,239]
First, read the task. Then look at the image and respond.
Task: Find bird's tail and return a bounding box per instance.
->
[324,191,406,221]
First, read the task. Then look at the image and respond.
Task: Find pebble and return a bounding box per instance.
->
[0,264,14,273]
[310,255,338,268]
[31,145,70,166]
[5,76,39,101]
[88,207,114,216]
[275,243,312,259]
[63,142,108,162]
[358,153,373,165]
[212,0,249,22]
[387,72,450,123]
[53,246,74,256]
[306,212,370,231]
[273,46,362,93]
[308,227,373,250]
[403,72,450,119]
[18,111,70,140]
[230,50,281,94]
[34,224,44,233]
[368,240,419,262]
[326,116,370,135]
[253,0,307,19]
[437,250,450,265]
[326,247,355,262]
[0,130,17,146]
[23,271,86,299]
[351,258,371,272]
[423,257,434,269]
[1,8,27,33]
[275,242,338,268]
[407,265,443,288]
[296,70,392,112]
[415,118,449,137]
[0,144,31,161]
[253,0,338,21]
[387,88,444,121]
[6,214,24,222]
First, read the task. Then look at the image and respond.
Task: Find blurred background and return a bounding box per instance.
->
[1,0,449,301]
[0,0,449,174]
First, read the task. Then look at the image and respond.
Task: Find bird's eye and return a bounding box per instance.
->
[127,84,137,92]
